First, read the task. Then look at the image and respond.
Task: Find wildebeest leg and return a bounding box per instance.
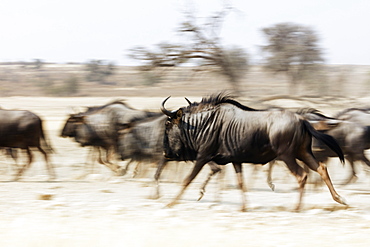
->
[120,159,133,177]
[343,153,370,184]
[151,157,168,199]
[7,148,18,170]
[84,147,92,173]
[341,155,357,185]
[300,153,347,207]
[89,147,99,174]
[1,148,18,174]
[360,153,370,168]
[38,146,55,180]
[96,147,104,166]
[279,155,307,211]
[359,153,370,176]
[167,160,207,208]
[198,162,222,201]
[232,162,247,212]
[267,160,276,191]
[14,148,33,181]
[132,162,141,178]
[248,164,259,189]
[100,147,124,176]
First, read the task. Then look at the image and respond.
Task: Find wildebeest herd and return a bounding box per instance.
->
[2,92,370,212]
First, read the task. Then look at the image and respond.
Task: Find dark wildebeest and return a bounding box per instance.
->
[315,121,370,184]
[117,114,222,199]
[161,93,346,211]
[0,108,54,180]
[61,100,160,175]
[61,106,120,174]
[331,107,370,182]
[117,114,166,182]
[267,108,343,190]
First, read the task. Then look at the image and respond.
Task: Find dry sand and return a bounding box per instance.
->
[0,96,370,247]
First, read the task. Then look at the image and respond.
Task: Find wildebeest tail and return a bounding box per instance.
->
[303,120,344,163]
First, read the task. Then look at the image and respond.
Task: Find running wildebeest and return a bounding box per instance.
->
[117,114,222,199]
[61,100,160,175]
[161,93,347,211]
[61,106,120,174]
[331,107,370,182]
[267,108,343,190]
[316,121,370,184]
[0,108,54,180]
[335,107,370,125]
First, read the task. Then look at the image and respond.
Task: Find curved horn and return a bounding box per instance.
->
[161,96,177,118]
[184,97,191,105]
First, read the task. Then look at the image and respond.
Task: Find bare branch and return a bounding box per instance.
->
[127,5,249,92]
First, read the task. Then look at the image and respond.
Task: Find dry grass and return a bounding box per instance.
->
[1,63,370,99]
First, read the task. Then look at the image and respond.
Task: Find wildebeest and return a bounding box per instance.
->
[118,114,172,197]
[161,93,346,211]
[335,107,370,125]
[266,108,343,190]
[60,100,160,175]
[0,108,54,180]
[332,107,370,182]
[61,106,120,174]
[117,114,222,199]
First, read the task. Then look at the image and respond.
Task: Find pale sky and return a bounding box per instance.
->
[0,0,369,65]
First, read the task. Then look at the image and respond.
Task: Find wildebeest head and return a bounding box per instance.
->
[161,96,187,160]
[60,114,85,138]
[61,114,104,147]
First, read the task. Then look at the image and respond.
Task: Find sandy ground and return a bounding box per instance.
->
[1,97,370,247]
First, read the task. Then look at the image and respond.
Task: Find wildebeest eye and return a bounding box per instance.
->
[165,120,171,127]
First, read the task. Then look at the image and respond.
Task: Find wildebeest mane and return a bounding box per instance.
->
[117,112,164,130]
[72,100,134,117]
[296,108,336,120]
[105,100,134,109]
[335,107,370,118]
[185,93,258,113]
[92,100,133,111]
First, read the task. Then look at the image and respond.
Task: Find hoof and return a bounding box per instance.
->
[336,195,348,206]
[293,206,301,212]
[269,183,275,191]
[166,201,177,208]
[197,190,205,201]
[149,192,160,200]
[115,168,127,176]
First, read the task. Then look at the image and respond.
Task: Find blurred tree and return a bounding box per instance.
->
[128,6,249,92]
[85,60,116,84]
[30,59,46,84]
[260,22,324,93]
[32,59,44,70]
